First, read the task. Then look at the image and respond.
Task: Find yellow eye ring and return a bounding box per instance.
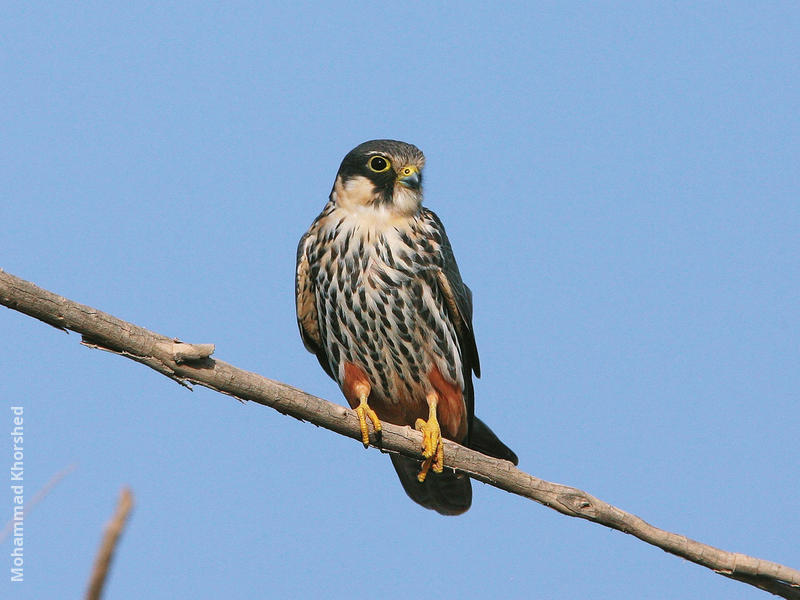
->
[367,155,391,173]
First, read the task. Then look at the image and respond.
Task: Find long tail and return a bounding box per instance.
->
[390,417,517,515]
[390,454,472,515]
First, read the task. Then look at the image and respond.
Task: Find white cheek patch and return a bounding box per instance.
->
[392,185,422,216]
[334,175,377,210]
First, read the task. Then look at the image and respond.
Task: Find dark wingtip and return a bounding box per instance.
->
[469,417,518,465]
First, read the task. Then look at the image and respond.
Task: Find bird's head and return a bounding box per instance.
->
[331,140,425,217]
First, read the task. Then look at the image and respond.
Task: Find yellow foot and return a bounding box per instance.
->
[415,393,444,481]
[355,394,382,448]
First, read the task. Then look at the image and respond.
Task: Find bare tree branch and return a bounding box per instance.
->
[85,486,134,600]
[1,268,798,599]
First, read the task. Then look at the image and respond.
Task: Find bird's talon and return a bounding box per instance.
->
[368,409,382,439]
[355,399,381,448]
[417,457,433,482]
[415,412,442,472]
[433,440,444,473]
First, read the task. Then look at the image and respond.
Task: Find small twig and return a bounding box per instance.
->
[0,463,77,544]
[85,487,134,600]
[1,269,799,599]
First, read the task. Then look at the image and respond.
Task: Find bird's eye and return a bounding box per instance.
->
[368,156,391,173]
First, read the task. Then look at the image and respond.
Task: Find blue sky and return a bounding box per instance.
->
[2,3,798,599]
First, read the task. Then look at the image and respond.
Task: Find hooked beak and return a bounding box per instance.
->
[397,166,421,191]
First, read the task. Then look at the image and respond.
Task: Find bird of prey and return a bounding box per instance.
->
[295,140,518,515]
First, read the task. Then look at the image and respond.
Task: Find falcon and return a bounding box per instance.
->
[295,140,518,515]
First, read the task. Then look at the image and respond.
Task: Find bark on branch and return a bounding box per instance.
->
[1,268,798,599]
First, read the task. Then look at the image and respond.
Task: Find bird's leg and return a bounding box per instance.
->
[415,391,444,481]
[354,383,382,448]
[344,362,382,448]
